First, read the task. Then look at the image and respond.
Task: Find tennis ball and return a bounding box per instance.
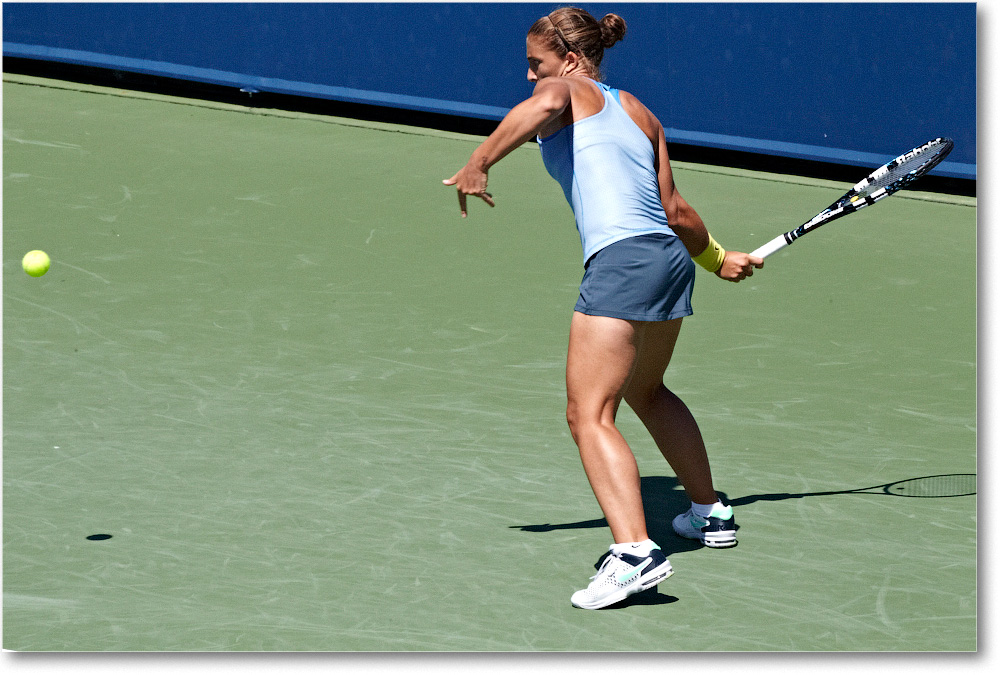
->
[22,250,51,277]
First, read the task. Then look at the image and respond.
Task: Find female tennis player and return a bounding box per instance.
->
[444,7,763,610]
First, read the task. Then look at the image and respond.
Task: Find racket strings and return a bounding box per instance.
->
[859,139,953,198]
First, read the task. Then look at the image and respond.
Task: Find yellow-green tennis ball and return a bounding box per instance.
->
[22,250,51,277]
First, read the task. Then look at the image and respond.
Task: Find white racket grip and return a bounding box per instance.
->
[750,235,789,259]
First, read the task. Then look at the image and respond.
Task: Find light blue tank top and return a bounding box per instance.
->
[538,79,676,263]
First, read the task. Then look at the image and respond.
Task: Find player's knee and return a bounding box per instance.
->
[565,401,584,438]
[565,399,612,441]
[625,382,672,421]
[624,385,657,418]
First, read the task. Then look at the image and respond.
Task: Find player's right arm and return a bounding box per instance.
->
[443,78,572,217]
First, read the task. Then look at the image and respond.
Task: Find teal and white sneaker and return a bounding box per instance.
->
[672,503,738,548]
[570,544,674,610]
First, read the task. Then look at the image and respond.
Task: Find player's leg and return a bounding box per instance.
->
[621,318,717,504]
[566,311,675,609]
[623,318,737,548]
[565,311,647,544]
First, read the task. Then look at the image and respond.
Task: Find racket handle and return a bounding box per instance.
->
[750,235,789,259]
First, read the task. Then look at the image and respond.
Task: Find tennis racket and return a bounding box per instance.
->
[750,137,954,259]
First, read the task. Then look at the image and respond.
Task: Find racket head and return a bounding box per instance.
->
[843,137,954,207]
[881,473,976,498]
[788,138,953,242]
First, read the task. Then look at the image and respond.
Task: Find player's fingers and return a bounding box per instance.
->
[458,190,468,218]
[442,174,458,186]
[480,191,495,208]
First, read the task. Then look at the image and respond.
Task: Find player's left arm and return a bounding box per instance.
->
[624,91,762,282]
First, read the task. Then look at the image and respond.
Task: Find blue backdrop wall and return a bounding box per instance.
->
[3,2,976,179]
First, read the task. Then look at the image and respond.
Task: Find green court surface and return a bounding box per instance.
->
[2,74,976,651]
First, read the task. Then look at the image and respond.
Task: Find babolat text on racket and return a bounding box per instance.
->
[751,137,954,259]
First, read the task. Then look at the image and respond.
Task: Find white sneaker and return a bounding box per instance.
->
[672,503,738,548]
[570,544,674,610]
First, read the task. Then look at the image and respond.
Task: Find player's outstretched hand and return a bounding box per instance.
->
[716,251,764,282]
[443,163,495,218]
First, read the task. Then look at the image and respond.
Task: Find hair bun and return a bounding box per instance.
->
[599,13,627,48]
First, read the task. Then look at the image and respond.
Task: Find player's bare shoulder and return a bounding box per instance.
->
[568,77,606,117]
[617,89,661,144]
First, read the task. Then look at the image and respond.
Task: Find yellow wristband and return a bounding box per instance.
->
[692,233,726,273]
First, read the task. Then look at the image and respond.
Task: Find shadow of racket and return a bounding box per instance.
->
[509,474,974,544]
[729,473,976,506]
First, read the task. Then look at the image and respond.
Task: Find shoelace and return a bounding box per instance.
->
[589,552,624,582]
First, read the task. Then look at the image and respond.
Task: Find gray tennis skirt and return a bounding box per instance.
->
[574,233,695,322]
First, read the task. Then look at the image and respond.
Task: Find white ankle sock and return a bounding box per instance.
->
[691,501,722,518]
[611,539,657,557]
